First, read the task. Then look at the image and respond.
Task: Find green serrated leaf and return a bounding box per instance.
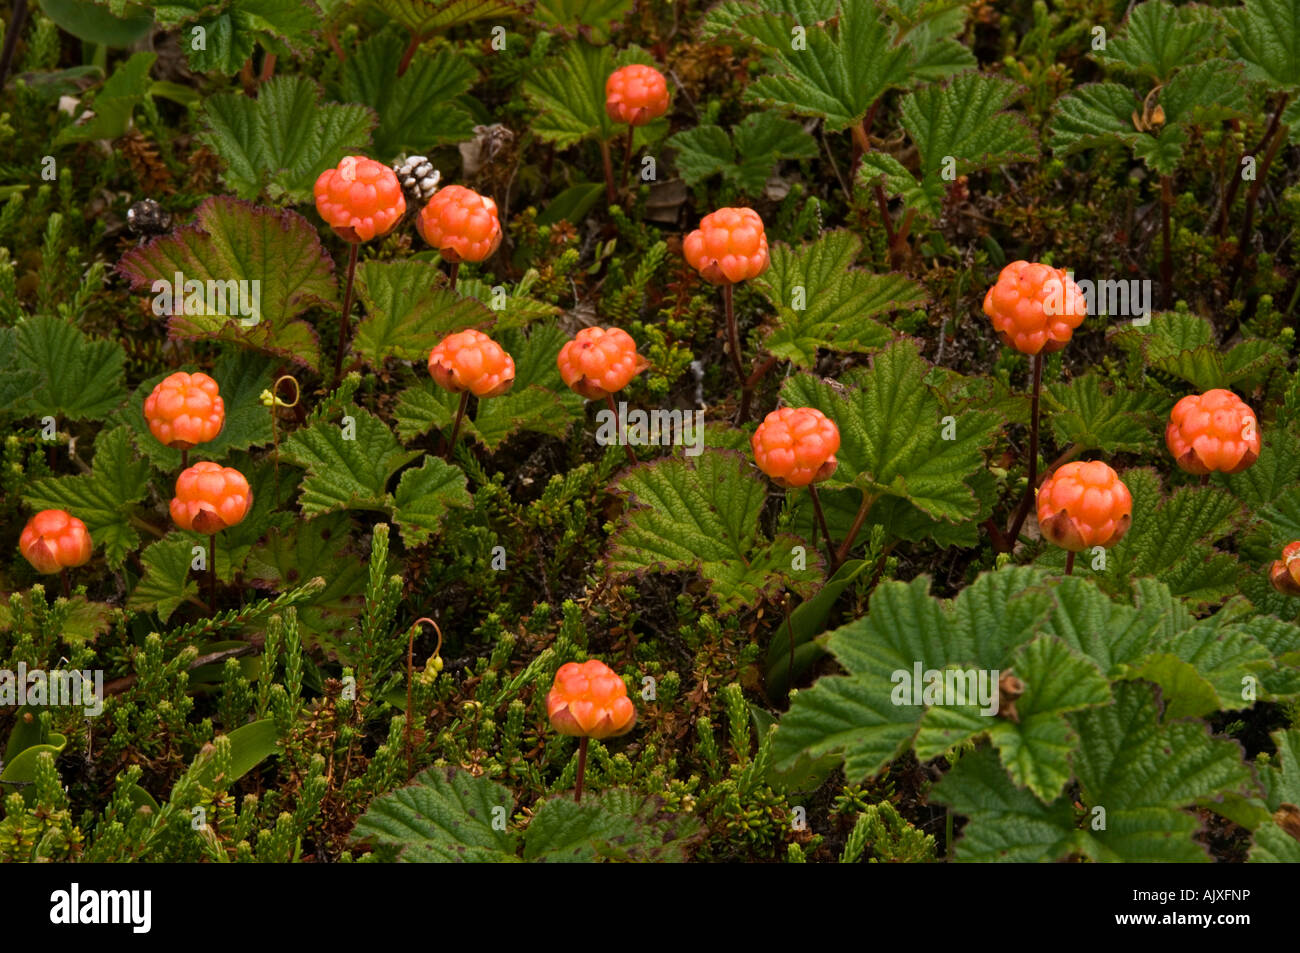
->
[1043,372,1171,453]
[523,789,702,861]
[1226,0,1300,88]
[128,534,200,621]
[372,0,526,36]
[741,6,913,131]
[198,74,375,202]
[606,450,823,613]
[23,427,151,569]
[1096,0,1219,82]
[352,260,496,367]
[1049,83,1140,155]
[752,230,919,367]
[780,339,1001,521]
[530,0,633,42]
[9,315,128,421]
[391,457,472,547]
[339,32,476,161]
[279,404,419,516]
[353,766,520,862]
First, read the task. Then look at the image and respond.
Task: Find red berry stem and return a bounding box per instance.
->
[1200,472,1210,487]
[1006,351,1044,545]
[1159,175,1174,310]
[1228,92,1290,301]
[448,261,460,293]
[208,534,217,612]
[600,138,617,206]
[332,242,360,390]
[738,353,776,423]
[180,447,188,471]
[1065,551,1075,576]
[574,735,590,804]
[606,393,638,466]
[807,484,837,568]
[61,567,70,599]
[783,593,796,701]
[446,390,470,462]
[833,490,877,570]
[723,283,744,383]
[621,127,634,195]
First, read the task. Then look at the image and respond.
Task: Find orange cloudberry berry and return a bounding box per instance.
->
[605,64,670,126]
[683,207,769,285]
[416,185,502,264]
[751,406,840,488]
[1165,388,1260,476]
[427,329,515,398]
[982,260,1087,355]
[143,371,225,450]
[314,156,406,243]
[1036,461,1132,552]
[19,509,93,574]
[170,462,252,535]
[547,659,637,740]
[556,327,649,401]
[1269,541,1300,596]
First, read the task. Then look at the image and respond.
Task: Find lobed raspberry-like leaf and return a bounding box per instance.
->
[22,427,150,570]
[1,315,128,422]
[1043,371,1171,454]
[391,457,473,548]
[605,450,823,613]
[371,0,528,36]
[128,535,200,622]
[933,682,1255,862]
[668,113,817,195]
[858,71,1037,220]
[118,197,336,371]
[1252,729,1300,861]
[739,5,912,131]
[352,260,495,368]
[1094,0,1220,82]
[1225,0,1300,89]
[154,0,321,74]
[751,230,920,368]
[338,32,476,161]
[353,766,521,862]
[198,74,375,202]
[1048,82,1140,156]
[780,338,1001,523]
[522,789,703,861]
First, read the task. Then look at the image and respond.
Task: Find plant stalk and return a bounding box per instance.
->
[807,484,837,568]
[723,283,744,383]
[446,390,469,462]
[1064,551,1075,576]
[406,623,416,780]
[621,127,635,194]
[397,31,421,77]
[574,736,590,803]
[600,139,617,205]
[1005,352,1043,545]
[332,242,360,389]
[448,260,460,292]
[208,534,217,612]
[1159,174,1174,310]
[61,567,70,599]
[834,490,876,569]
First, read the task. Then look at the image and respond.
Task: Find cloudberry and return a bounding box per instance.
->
[171,462,252,534]
[983,260,1087,355]
[143,371,225,450]
[1269,541,1300,596]
[416,185,502,264]
[605,64,670,126]
[557,327,649,400]
[1036,461,1132,552]
[1165,388,1260,476]
[683,207,769,285]
[751,407,840,488]
[427,329,515,398]
[547,660,636,739]
[20,509,93,574]
[314,156,406,243]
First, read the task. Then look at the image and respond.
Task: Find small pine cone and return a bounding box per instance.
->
[394,155,442,205]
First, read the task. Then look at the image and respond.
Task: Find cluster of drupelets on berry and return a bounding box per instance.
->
[13,63,1297,797]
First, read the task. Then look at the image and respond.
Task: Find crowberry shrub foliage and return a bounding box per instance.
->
[3,0,1300,872]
